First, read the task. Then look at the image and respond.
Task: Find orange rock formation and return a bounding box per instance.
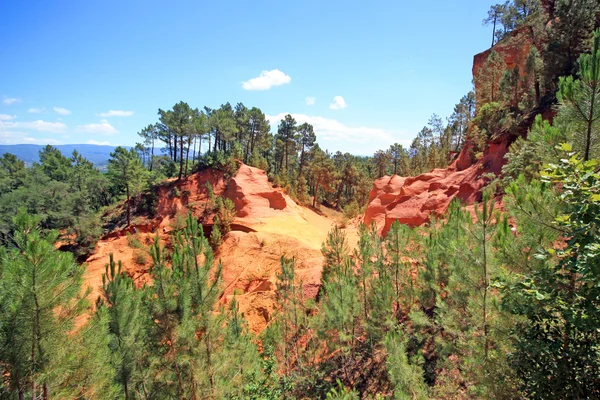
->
[81,163,341,332]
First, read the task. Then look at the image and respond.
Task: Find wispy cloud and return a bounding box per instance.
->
[0,118,67,144]
[0,114,16,121]
[0,119,68,133]
[21,137,60,145]
[86,139,111,145]
[0,133,60,145]
[242,69,291,91]
[77,119,118,135]
[305,97,316,106]
[53,106,71,116]
[329,96,347,110]
[28,108,46,114]
[98,110,134,117]
[266,112,407,155]
[2,96,21,105]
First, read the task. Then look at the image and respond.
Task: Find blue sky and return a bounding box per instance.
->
[0,0,495,155]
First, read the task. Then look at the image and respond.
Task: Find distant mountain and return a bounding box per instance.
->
[0,144,131,166]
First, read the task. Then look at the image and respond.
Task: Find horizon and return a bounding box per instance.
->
[1,0,495,156]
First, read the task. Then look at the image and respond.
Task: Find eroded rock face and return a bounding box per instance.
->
[225,164,292,218]
[472,24,538,108]
[364,141,509,235]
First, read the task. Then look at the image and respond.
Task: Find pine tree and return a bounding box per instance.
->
[277,114,298,174]
[372,150,391,178]
[475,50,507,105]
[503,151,600,398]
[558,29,600,161]
[308,146,335,208]
[0,210,88,399]
[107,146,147,226]
[388,144,407,175]
[99,255,150,399]
[384,330,428,400]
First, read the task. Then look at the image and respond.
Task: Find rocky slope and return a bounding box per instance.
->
[364,23,544,234]
[81,163,343,332]
[364,141,507,235]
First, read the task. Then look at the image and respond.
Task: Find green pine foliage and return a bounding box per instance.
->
[0,210,89,399]
[3,9,600,400]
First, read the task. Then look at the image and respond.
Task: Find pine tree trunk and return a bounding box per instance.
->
[313,179,320,208]
[173,136,178,163]
[482,212,489,360]
[298,147,305,179]
[150,138,155,172]
[491,16,497,47]
[178,136,185,180]
[126,184,131,226]
[585,72,597,161]
[185,139,190,177]
[285,141,289,172]
[335,182,344,209]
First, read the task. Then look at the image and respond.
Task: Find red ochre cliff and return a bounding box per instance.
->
[364,23,545,235]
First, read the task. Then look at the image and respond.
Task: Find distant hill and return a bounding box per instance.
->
[0,144,131,166]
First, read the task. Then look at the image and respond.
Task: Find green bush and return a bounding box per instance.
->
[133,250,147,266]
[170,212,188,231]
[126,233,144,249]
[343,200,361,219]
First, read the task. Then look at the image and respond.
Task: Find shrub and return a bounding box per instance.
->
[170,187,181,198]
[343,200,361,219]
[126,233,144,250]
[133,250,147,266]
[170,212,188,231]
[216,197,236,234]
[210,216,223,249]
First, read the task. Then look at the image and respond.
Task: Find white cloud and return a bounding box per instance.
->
[3,96,21,105]
[0,119,68,133]
[0,114,16,121]
[242,69,291,91]
[21,137,60,145]
[0,130,61,145]
[329,96,347,110]
[266,112,409,155]
[28,107,46,114]
[98,110,134,117]
[0,118,68,144]
[53,106,71,115]
[86,139,111,145]
[305,97,316,106]
[77,119,118,135]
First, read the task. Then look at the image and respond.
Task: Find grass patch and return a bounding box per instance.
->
[127,233,145,250]
[133,250,148,266]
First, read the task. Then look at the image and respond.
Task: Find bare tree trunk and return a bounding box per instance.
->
[335,182,344,209]
[126,184,131,226]
[173,136,178,163]
[185,138,191,177]
[584,75,597,161]
[178,136,185,180]
[150,137,155,172]
[298,147,305,179]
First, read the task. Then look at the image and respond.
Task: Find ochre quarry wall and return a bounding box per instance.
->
[472,25,537,108]
[364,141,508,235]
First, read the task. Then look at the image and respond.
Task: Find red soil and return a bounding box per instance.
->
[80,164,338,332]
